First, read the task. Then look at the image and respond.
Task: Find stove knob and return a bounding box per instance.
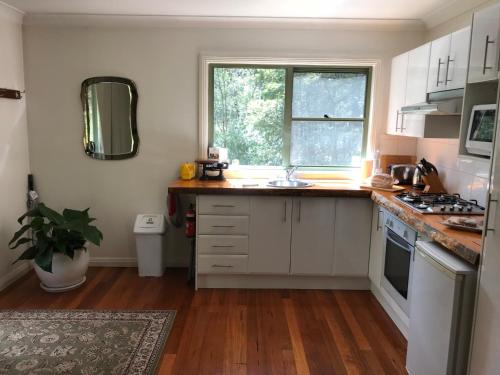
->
[449,206,455,211]
[467,206,473,212]
[403,230,408,239]
[440,205,446,211]
[458,206,464,211]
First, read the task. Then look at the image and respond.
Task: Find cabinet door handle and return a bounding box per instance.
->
[211,225,235,228]
[211,264,234,268]
[483,35,495,75]
[283,200,287,223]
[377,209,382,231]
[445,55,454,83]
[213,204,235,208]
[395,111,400,132]
[211,245,235,248]
[297,200,302,222]
[436,58,445,86]
[400,112,406,132]
[486,193,498,234]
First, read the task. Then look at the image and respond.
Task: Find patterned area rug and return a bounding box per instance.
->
[0,310,175,374]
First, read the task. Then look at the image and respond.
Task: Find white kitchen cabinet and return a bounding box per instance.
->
[290,198,335,275]
[447,27,471,90]
[427,34,452,93]
[469,4,500,83]
[248,196,292,274]
[368,204,385,286]
[405,43,431,105]
[428,27,471,92]
[386,52,409,135]
[332,199,372,276]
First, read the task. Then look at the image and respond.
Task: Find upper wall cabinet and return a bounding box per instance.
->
[387,53,409,135]
[405,43,431,105]
[469,4,500,83]
[427,27,471,92]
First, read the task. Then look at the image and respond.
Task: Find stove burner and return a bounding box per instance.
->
[395,192,484,215]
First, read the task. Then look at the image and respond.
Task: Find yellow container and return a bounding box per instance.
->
[180,162,196,180]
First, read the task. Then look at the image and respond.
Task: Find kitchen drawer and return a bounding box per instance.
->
[198,254,248,274]
[198,235,248,255]
[198,195,250,215]
[198,215,249,235]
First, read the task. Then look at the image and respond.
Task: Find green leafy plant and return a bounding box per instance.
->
[9,203,103,273]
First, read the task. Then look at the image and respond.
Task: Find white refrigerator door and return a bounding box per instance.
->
[407,247,458,375]
[469,109,500,373]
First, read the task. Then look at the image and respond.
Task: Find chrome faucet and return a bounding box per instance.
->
[285,166,298,181]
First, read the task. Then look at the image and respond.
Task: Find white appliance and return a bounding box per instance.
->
[406,241,476,375]
[468,99,500,373]
[465,104,496,157]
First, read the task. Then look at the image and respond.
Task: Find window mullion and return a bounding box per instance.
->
[283,66,293,167]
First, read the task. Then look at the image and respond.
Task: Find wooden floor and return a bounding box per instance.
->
[0,268,407,375]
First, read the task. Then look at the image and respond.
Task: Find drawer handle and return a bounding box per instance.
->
[211,225,235,228]
[211,264,234,268]
[211,245,235,248]
[213,204,235,208]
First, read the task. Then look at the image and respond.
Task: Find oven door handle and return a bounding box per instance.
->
[386,230,413,253]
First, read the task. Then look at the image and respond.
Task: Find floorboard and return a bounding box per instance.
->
[0,268,407,374]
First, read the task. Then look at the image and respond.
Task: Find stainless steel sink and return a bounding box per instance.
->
[267,179,313,188]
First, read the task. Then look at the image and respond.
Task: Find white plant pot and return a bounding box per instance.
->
[33,248,89,292]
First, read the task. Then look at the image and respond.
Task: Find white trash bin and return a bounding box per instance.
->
[133,214,167,277]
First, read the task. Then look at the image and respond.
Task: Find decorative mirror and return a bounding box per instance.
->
[81,76,139,160]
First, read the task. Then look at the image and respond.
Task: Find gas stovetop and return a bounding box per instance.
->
[395,192,486,215]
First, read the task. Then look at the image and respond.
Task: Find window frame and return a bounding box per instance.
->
[200,56,378,172]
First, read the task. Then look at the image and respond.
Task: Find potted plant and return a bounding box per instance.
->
[9,203,103,292]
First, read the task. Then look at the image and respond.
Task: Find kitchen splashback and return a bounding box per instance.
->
[417,138,490,206]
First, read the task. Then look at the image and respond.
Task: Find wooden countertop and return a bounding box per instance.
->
[168,179,483,264]
[168,179,372,198]
[371,190,482,265]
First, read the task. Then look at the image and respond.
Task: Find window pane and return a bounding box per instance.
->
[290,121,363,167]
[213,67,286,166]
[292,72,367,119]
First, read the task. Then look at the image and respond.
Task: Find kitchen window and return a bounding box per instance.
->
[208,64,371,169]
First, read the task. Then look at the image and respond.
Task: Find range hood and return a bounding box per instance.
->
[400,90,463,115]
[400,98,462,116]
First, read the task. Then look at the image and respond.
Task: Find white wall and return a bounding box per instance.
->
[22,18,425,266]
[0,4,31,289]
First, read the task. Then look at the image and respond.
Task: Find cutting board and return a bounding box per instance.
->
[360,184,406,192]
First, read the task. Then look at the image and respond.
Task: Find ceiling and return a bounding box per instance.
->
[0,0,488,28]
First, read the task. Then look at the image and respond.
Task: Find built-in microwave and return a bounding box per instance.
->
[466,104,496,157]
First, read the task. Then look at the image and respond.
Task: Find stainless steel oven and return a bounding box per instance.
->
[381,212,418,315]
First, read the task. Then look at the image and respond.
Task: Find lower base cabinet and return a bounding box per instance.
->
[332,198,372,276]
[368,204,385,285]
[248,197,292,274]
[197,195,373,282]
[290,198,336,275]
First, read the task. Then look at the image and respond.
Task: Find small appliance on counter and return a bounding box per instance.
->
[196,159,229,181]
[208,147,228,162]
[390,164,416,185]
